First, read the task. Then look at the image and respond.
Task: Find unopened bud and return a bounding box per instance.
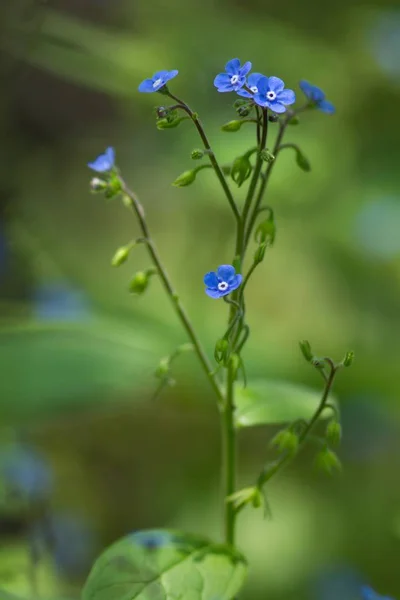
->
[311,357,326,369]
[111,246,131,267]
[191,149,204,160]
[156,106,169,119]
[231,155,252,187]
[214,339,229,364]
[314,448,342,475]
[221,120,242,132]
[237,105,251,117]
[90,177,107,193]
[270,429,299,456]
[260,149,275,163]
[299,340,313,362]
[155,357,170,379]
[254,243,267,265]
[228,353,240,376]
[288,115,300,125]
[255,216,276,245]
[326,421,342,446]
[172,169,197,187]
[268,114,279,123]
[227,486,262,511]
[342,351,354,367]
[129,271,149,295]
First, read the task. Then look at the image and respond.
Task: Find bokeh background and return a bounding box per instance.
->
[1,0,400,598]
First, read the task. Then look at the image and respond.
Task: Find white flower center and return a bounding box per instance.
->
[153,78,163,88]
[218,281,229,291]
[230,75,239,85]
[250,86,258,94]
[266,91,276,101]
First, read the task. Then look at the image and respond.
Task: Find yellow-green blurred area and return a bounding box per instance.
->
[1,0,400,598]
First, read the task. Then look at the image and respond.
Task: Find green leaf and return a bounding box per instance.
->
[82,529,248,600]
[234,379,336,428]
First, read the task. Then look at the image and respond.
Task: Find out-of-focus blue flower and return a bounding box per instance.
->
[51,514,97,577]
[237,72,264,98]
[253,76,295,112]
[204,264,242,298]
[361,585,395,600]
[138,70,178,93]
[299,80,335,114]
[33,283,91,322]
[87,147,115,172]
[214,58,252,93]
[0,445,52,502]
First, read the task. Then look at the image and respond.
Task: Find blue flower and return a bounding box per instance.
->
[204,265,242,298]
[361,585,395,600]
[87,147,115,172]
[138,70,178,93]
[299,80,335,114]
[214,58,252,93]
[237,72,264,98]
[253,76,296,112]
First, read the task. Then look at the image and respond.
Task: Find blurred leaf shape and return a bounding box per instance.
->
[3,9,169,97]
[82,529,248,600]
[234,379,336,427]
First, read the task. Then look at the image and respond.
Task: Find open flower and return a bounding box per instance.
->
[214,59,252,93]
[299,80,335,114]
[253,76,295,113]
[87,147,115,173]
[237,72,263,98]
[138,70,179,93]
[204,265,242,298]
[361,586,394,600]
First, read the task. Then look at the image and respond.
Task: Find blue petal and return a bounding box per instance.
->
[138,78,157,93]
[276,89,296,105]
[217,264,236,282]
[163,69,179,84]
[361,587,380,600]
[267,76,285,93]
[318,99,335,114]
[87,147,115,172]
[214,73,232,90]
[203,271,218,288]
[253,93,268,108]
[255,76,269,95]
[238,61,252,77]
[237,88,253,98]
[205,288,224,299]
[266,100,287,113]
[232,76,246,91]
[105,146,115,164]
[300,80,325,102]
[247,72,264,87]
[153,70,170,81]
[228,274,242,292]
[225,58,241,75]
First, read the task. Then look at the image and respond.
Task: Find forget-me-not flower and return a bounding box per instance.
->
[204,265,242,298]
[237,72,264,98]
[214,59,252,93]
[87,147,115,172]
[253,76,296,112]
[299,80,335,114]
[361,585,395,600]
[138,70,178,93]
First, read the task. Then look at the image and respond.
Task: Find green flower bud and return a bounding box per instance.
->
[104,175,122,199]
[226,486,262,511]
[222,165,231,176]
[268,114,279,123]
[231,155,252,187]
[155,357,170,379]
[311,357,326,369]
[299,339,313,362]
[295,148,311,172]
[157,116,187,130]
[314,448,342,475]
[342,351,354,367]
[221,120,243,132]
[270,429,299,456]
[191,149,204,160]
[129,271,150,295]
[255,215,276,245]
[237,106,251,117]
[172,170,197,187]
[254,243,267,265]
[214,339,229,364]
[90,177,107,193]
[260,149,275,163]
[111,246,131,267]
[228,353,241,376]
[326,420,342,447]
[288,115,300,125]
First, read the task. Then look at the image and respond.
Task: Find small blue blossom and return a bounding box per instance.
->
[138,70,178,93]
[214,58,252,93]
[361,585,395,600]
[299,80,335,114]
[253,76,296,113]
[87,147,115,172]
[204,265,242,298]
[237,72,264,98]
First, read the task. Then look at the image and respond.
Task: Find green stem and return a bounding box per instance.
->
[120,180,224,407]
[223,361,236,545]
[167,93,241,225]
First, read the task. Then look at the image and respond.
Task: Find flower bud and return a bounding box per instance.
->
[342,351,354,367]
[268,114,279,123]
[172,170,197,187]
[155,357,170,379]
[191,149,204,160]
[254,243,267,265]
[299,340,313,363]
[221,120,243,132]
[157,116,187,130]
[129,271,149,295]
[295,148,311,172]
[104,176,122,199]
[90,177,107,193]
[255,215,276,245]
[314,448,342,475]
[214,339,229,364]
[237,105,251,117]
[311,357,326,369]
[231,155,252,187]
[260,149,275,163]
[156,106,169,119]
[326,421,342,447]
[270,429,299,456]
[228,353,241,377]
[226,486,262,511]
[288,115,300,125]
[111,246,130,267]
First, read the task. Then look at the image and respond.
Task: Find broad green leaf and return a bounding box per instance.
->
[82,529,248,600]
[234,379,336,428]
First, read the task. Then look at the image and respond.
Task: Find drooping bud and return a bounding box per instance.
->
[231,155,252,187]
[255,213,276,246]
[295,148,311,172]
[155,357,170,379]
[129,271,149,295]
[226,486,263,511]
[221,120,243,132]
[191,149,204,160]
[260,149,275,163]
[299,340,313,363]
[172,169,197,187]
[342,351,354,367]
[311,357,326,370]
[270,429,299,456]
[253,243,267,265]
[288,115,300,125]
[111,246,131,267]
[214,339,229,364]
[228,353,241,377]
[326,420,342,447]
[268,114,279,123]
[104,175,122,199]
[314,448,342,475]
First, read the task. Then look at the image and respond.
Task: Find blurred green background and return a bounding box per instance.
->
[1,0,400,598]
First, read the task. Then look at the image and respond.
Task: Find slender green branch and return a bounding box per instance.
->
[223,361,237,545]
[167,93,241,225]
[119,179,224,407]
